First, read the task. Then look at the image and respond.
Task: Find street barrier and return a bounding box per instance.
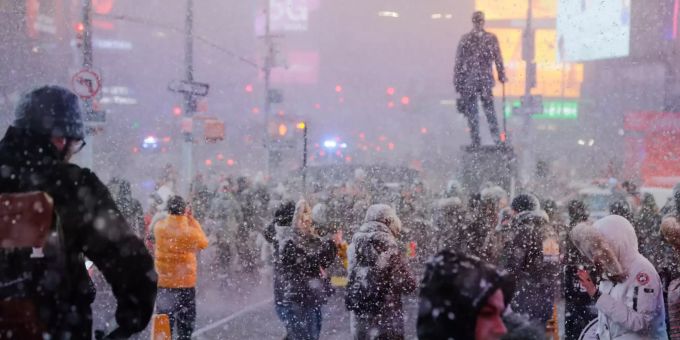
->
[151,314,171,340]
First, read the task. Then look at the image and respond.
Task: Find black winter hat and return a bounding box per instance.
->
[511,193,539,213]
[417,250,514,340]
[13,85,85,140]
[274,200,296,226]
[167,195,187,216]
[609,199,632,219]
[568,199,589,225]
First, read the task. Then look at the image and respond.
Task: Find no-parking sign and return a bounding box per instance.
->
[71,69,102,99]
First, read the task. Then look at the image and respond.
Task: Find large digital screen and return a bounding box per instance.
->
[489,28,583,98]
[556,0,631,62]
[475,0,556,20]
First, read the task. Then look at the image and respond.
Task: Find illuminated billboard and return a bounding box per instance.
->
[489,28,583,98]
[475,0,557,20]
[269,51,319,85]
[556,0,631,61]
[256,0,320,35]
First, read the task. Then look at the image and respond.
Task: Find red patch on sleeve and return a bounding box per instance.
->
[636,272,650,286]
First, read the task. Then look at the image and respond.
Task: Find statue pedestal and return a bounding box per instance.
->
[460,144,517,194]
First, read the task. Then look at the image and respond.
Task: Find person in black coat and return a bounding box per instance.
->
[263,199,296,333]
[562,199,598,339]
[346,204,417,340]
[108,177,145,238]
[0,86,157,339]
[497,194,558,325]
[454,11,507,146]
[274,199,337,340]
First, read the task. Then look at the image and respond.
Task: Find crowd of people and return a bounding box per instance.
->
[131,158,680,340]
[4,86,680,340]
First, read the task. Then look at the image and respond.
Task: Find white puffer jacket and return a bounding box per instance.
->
[572,215,668,340]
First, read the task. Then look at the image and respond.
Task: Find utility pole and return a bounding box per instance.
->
[263,0,273,177]
[182,0,196,196]
[261,0,285,179]
[166,0,209,195]
[520,0,538,182]
[80,0,94,169]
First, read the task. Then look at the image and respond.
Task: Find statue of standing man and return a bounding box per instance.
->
[454,11,507,147]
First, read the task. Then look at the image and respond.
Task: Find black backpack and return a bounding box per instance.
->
[0,192,66,339]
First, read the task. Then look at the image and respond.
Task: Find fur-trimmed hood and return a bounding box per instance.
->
[364,204,402,237]
[570,216,632,280]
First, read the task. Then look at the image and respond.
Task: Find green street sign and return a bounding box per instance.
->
[504,99,579,120]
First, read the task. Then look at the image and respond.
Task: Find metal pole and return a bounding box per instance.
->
[82,0,93,69]
[302,123,308,194]
[502,83,507,142]
[520,0,535,183]
[182,0,196,196]
[80,0,94,169]
[263,0,272,178]
[524,0,533,97]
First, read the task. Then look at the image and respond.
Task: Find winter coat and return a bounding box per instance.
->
[432,197,465,252]
[563,225,599,339]
[417,251,514,340]
[482,208,513,264]
[154,215,209,288]
[661,215,680,339]
[189,179,212,223]
[208,191,243,245]
[498,210,560,323]
[572,215,668,340]
[274,225,337,307]
[454,29,505,92]
[109,179,145,238]
[347,218,417,339]
[0,126,157,339]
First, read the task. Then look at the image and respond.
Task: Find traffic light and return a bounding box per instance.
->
[401,96,410,105]
[74,22,85,49]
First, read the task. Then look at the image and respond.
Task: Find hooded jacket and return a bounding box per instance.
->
[154,214,209,288]
[347,204,417,338]
[498,209,559,323]
[417,251,514,339]
[571,215,668,340]
[432,197,465,252]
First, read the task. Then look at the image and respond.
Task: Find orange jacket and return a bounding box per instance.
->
[154,214,209,288]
